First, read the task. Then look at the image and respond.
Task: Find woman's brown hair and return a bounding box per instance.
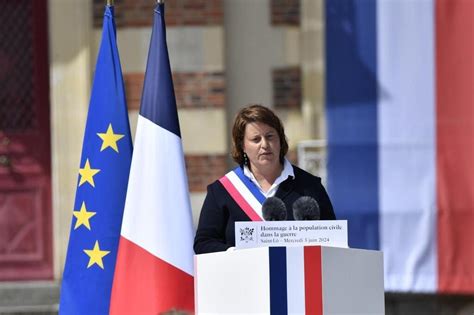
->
[231,104,289,166]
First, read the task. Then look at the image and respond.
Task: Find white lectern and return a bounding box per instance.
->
[195,246,384,315]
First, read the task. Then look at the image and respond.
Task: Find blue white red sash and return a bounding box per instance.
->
[219,166,266,221]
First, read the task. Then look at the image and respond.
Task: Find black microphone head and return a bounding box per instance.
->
[292,196,320,220]
[262,197,287,221]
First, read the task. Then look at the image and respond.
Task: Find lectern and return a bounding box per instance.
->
[195,246,384,315]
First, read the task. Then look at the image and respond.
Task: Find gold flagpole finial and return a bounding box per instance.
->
[107,0,114,6]
[157,0,164,4]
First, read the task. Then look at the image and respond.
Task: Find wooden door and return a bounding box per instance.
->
[0,0,52,280]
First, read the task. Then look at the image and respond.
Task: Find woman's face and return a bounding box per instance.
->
[242,122,281,171]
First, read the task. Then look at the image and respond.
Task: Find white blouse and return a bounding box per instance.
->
[243,158,295,198]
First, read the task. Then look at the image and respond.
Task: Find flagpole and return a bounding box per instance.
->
[107,0,114,6]
[157,0,164,4]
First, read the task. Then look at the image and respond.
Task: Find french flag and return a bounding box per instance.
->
[109,4,194,313]
[326,0,474,293]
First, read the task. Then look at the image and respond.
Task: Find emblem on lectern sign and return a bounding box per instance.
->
[239,227,255,243]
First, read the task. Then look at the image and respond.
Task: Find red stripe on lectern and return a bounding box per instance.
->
[110,237,194,314]
[304,246,323,315]
[436,0,474,294]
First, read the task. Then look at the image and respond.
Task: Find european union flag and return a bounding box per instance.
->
[59,5,132,314]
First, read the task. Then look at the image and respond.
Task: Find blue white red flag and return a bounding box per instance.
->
[325,0,474,293]
[59,5,132,314]
[109,3,195,314]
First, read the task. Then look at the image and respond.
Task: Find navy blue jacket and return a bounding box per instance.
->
[194,165,336,254]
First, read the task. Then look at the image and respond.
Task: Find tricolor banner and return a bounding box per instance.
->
[109,4,194,314]
[326,0,474,293]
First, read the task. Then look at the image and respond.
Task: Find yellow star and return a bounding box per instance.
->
[78,159,100,187]
[83,240,110,269]
[97,123,125,153]
[72,202,96,230]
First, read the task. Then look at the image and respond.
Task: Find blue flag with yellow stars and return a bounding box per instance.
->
[59,5,132,314]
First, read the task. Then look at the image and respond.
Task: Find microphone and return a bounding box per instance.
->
[262,197,287,221]
[292,196,320,220]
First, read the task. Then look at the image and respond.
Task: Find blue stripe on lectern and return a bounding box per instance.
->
[269,247,288,315]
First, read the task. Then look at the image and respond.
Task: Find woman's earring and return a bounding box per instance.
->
[243,152,248,166]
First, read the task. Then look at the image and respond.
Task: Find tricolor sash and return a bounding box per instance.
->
[219,167,266,221]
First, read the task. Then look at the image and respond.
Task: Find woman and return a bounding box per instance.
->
[194,105,335,254]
